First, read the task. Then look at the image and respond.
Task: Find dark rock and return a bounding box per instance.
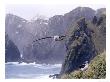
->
[92,16,97,24]
[49,74,60,79]
[60,18,97,75]
[5,34,20,62]
[97,16,103,26]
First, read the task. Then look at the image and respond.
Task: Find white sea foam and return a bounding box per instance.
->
[6,62,37,66]
[19,62,36,65]
[34,64,62,69]
[6,62,19,65]
[6,62,62,67]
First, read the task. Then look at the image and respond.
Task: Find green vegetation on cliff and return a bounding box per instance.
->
[61,51,106,79]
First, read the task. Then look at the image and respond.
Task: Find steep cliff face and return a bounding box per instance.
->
[60,13,106,78]
[5,14,34,54]
[60,18,97,75]
[91,14,106,54]
[5,34,20,62]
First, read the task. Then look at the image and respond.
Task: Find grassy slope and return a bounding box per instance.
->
[61,51,106,79]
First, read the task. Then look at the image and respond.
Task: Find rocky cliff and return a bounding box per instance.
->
[60,17,97,74]
[5,34,20,62]
[60,11,106,78]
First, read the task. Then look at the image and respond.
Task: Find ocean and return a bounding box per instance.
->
[5,62,61,79]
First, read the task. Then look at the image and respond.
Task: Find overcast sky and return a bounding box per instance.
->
[6,4,105,20]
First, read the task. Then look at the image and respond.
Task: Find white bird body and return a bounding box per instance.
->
[53,35,60,41]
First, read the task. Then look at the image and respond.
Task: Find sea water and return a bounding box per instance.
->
[5,62,61,79]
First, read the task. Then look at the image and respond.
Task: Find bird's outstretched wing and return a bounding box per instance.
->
[59,35,66,40]
[33,35,66,42]
[33,36,53,42]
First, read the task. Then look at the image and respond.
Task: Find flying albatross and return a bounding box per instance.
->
[33,35,66,42]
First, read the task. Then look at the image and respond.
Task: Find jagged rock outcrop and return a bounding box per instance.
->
[60,18,97,75]
[60,10,106,77]
[5,34,20,62]
[91,14,106,54]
